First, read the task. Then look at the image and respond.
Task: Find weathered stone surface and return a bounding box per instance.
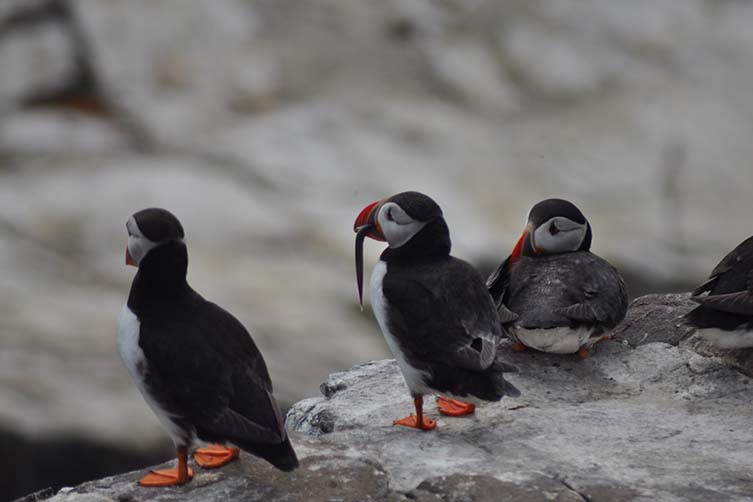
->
[19,293,753,501]
[38,437,399,502]
[615,293,753,378]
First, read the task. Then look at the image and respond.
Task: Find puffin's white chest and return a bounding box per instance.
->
[369,261,431,395]
[117,305,147,382]
[117,304,190,445]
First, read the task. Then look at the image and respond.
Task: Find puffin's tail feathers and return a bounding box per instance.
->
[430,359,520,402]
[234,435,299,472]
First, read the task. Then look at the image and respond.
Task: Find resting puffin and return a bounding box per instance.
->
[487,199,628,358]
[685,235,753,348]
[354,191,519,430]
[117,208,297,486]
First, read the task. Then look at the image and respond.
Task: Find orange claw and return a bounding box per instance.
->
[139,447,193,486]
[393,396,436,431]
[512,341,526,353]
[194,444,240,469]
[436,396,476,416]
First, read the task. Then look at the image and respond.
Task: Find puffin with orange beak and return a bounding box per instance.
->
[354,191,519,430]
[487,199,628,358]
[118,208,297,486]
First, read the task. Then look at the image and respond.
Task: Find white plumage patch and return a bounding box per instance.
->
[697,327,753,349]
[117,304,193,446]
[512,326,595,354]
[370,261,432,395]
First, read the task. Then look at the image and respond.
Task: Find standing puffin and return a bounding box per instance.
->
[685,236,753,348]
[117,208,297,486]
[354,191,519,430]
[487,199,628,358]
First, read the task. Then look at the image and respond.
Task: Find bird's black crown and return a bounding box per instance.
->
[133,208,185,242]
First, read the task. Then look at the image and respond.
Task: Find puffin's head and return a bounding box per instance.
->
[510,198,591,261]
[125,208,185,267]
[352,191,444,307]
[353,191,442,249]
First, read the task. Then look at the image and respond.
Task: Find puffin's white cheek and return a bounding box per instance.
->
[128,237,153,264]
[383,220,428,248]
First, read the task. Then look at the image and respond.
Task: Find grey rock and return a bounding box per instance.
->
[411,473,588,502]
[21,293,753,501]
[285,298,753,500]
[611,293,697,348]
[615,293,753,379]
[40,437,401,502]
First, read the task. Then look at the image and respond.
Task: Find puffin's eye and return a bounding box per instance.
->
[386,209,394,222]
[549,222,560,235]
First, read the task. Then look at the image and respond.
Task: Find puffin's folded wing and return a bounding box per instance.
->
[691,291,753,316]
[383,259,503,373]
[692,275,719,297]
[557,263,628,327]
[486,255,512,309]
[204,395,285,445]
[138,327,234,426]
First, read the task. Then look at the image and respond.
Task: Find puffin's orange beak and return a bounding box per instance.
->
[354,199,385,310]
[353,200,385,241]
[126,246,137,267]
[510,222,537,262]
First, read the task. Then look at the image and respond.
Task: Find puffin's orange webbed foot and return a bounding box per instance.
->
[436,396,476,416]
[393,414,437,431]
[579,335,611,359]
[139,467,194,487]
[512,341,526,353]
[194,444,240,469]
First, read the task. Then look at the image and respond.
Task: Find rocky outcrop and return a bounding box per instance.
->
[22,294,753,502]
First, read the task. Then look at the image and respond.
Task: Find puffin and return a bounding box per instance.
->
[685,235,753,348]
[354,191,519,430]
[487,198,628,358]
[117,208,298,486]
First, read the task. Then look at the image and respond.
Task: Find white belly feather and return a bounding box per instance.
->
[512,325,596,354]
[697,327,753,349]
[369,261,432,396]
[117,304,192,446]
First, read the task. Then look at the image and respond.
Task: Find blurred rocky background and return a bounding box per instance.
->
[2,0,753,500]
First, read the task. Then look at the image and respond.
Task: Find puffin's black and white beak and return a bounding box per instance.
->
[353,200,386,309]
[510,222,539,261]
[125,246,137,267]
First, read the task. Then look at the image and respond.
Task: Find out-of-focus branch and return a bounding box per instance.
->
[1,0,155,151]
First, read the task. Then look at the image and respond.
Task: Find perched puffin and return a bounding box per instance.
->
[685,236,753,348]
[354,191,519,430]
[487,199,628,358]
[117,208,297,486]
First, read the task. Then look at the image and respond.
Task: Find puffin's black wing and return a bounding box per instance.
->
[486,255,519,323]
[691,267,753,316]
[504,252,628,329]
[383,257,502,372]
[686,239,753,331]
[692,237,753,297]
[138,294,287,446]
[554,263,629,327]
